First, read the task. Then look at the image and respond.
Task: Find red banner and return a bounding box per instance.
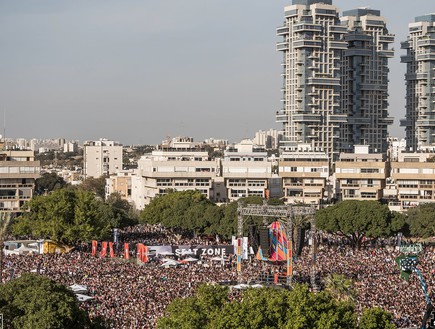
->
[137,244,148,263]
[100,241,108,258]
[143,246,148,263]
[137,243,143,261]
[109,242,115,258]
[92,240,98,257]
[124,243,129,259]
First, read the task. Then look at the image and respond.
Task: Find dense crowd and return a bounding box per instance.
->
[2,224,434,328]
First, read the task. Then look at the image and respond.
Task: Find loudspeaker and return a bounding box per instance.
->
[259,227,270,258]
[249,225,259,254]
[296,228,306,256]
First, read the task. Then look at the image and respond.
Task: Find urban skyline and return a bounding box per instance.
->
[1,0,434,145]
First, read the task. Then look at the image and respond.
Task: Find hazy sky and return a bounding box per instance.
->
[0,1,434,145]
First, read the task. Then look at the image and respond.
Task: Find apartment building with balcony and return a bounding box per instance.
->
[84,139,123,179]
[221,139,273,202]
[132,137,219,210]
[388,151,435,211]
[335,145,388,201]
[401,14,435,151]
[0,150,40,212]
[276,0,346,166]
[340,9,394,154]
[278,144,329,206]
[105,170,134,202]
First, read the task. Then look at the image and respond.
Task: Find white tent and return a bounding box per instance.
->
[251,284,264,289]
[75,294,94,302]
[232,284,249,290]
[211,257,225,261]
[160,260,179,267]
[69,284,88,294]
[182,257,198,262]
[159,251,174,256]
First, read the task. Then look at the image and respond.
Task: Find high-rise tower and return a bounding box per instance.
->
[401,14,435,151]
[340,9,394,154]
[276,0,347,165]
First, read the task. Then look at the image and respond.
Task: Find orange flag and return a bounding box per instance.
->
[109,242,115,258]
[124,243,130,259]
[91,240,98,256]
[100,242,107,258]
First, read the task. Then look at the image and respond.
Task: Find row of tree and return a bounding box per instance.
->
[12,188,137,245]
[158,283,396,329]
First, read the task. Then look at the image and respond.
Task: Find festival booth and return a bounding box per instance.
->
[43,240,70,254]
[3,240,43,255]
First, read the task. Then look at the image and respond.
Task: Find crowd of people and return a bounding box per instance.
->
[2,224,434,329]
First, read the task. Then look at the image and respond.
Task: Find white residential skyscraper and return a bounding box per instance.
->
[276,0,347,165]
[340,9,394,154]
[401,14,435,151]
[276,1,395,164]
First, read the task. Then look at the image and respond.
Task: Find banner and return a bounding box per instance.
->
[237,238,242,272]
[242,237,248,260]
[124,243,130,260]
[137,243,144,261]
[142,246,149,263]
[145,245,234,259]
[100,242,107,258]
[109,242,115,258]
[91,240,98,257]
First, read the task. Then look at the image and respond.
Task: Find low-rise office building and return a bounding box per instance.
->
[335,145,388,201]
[279,144,329,206]
[132,138,219,210]
[389,151,435,211]
[221,140,273,202]
[0,150,40,212]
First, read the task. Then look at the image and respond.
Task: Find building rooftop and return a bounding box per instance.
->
[415,14,435,23]
[342,8,381,17]
[292,0,332,5]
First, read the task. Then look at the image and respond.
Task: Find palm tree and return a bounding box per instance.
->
[0,212,12,282]
[324,273,356,302]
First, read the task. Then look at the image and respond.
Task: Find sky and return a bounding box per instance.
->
[0,1,434,146]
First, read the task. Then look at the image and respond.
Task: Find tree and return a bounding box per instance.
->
[140,190,219,235]
[81,176,107,200]
[324,274,356,303]
[35,172,67,195]
[157,284,228,329]
[358,307,396,329]
[316,200,404,249]
[0,273,89,328]
[11,189,114,245]
[405,203,435,238]
[106,193,139,228]
[158,284,359,329]
[0,212,12,282]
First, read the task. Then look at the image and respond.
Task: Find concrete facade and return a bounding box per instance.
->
[401,14,435,151]
[0,150,40,212]
[83,139,123,179]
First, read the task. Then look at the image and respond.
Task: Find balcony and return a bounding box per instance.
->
[276,42,288,51]
[329,41,347,49]
[293,24,322,32]
[293,39,322,49]
[276,26,289,36]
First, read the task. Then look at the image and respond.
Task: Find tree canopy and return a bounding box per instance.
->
[35,172,67,195]
[11,188,131,245]
[80,176,107,200]
[315,200,405,249]
[158,283,396,329]
[0,273,89,329]
[405,203,435,238]
[139,191,278,238]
